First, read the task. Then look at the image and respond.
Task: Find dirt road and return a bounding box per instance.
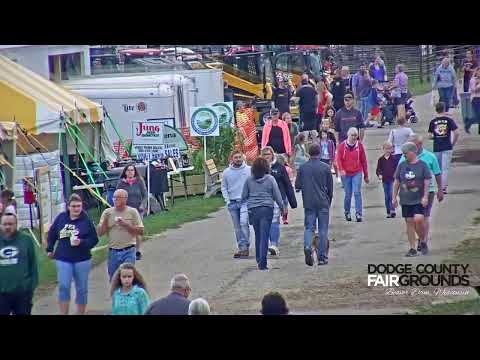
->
[33,91,480,315]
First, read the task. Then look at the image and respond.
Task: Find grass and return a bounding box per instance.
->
[415,298,480,315]
[413,209,480,315]
[409,78,433,97]
[32,195,225,298]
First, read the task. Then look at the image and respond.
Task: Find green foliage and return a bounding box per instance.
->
[207,126,237,167]
[190,126,239,175]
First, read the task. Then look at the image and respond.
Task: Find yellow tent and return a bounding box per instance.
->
[0,54,103,135]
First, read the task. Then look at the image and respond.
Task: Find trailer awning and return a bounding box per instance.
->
[0,55,103,134]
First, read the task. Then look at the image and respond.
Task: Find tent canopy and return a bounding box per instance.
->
[0,55,103,135]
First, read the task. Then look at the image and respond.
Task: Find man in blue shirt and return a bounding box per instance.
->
[398,134,444,254]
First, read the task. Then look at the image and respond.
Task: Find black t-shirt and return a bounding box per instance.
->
[296,85,317,114]
[330,77,347,109]
[267,125,286,154]
[334,107,365,143]
[428,116,458,152]
[272,87,292,114]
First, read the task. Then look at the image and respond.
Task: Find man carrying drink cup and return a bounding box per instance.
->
[97,189,144,281]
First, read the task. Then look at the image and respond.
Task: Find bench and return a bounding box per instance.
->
[203,159,223,198]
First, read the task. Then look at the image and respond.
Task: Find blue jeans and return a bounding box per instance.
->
[341,172,363,216]
[55,259,92,305]
[249,206,273,269]
[227,200,250,251]
[269,198,284,247]
[360,96,370,122]
[303,208,330,261]
[107,246,136,280]
[382,180,394,214]
[438,86,453,112]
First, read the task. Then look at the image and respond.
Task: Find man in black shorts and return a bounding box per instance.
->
[392,142,432,257]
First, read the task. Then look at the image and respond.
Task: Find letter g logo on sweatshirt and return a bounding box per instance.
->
[0,246,19,265]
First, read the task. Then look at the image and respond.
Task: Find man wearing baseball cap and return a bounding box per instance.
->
[392,142,431,257]
[334,93,365,144]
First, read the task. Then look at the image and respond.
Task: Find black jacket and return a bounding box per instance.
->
[295,158,333,210]
[270,160,297,209]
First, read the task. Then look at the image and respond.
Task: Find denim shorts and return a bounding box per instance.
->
[55,259,92,305]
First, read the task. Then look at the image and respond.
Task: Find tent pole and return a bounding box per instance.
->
[60,115,72,200]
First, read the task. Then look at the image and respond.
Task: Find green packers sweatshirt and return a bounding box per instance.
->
[0,231,39,294]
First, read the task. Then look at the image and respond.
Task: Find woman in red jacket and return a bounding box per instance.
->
[336,127,369,222]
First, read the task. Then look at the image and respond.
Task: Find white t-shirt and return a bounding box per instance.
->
[388,127,414,155]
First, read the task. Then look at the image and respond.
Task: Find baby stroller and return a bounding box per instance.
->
[405,93,418,124]
[378,87,396,127]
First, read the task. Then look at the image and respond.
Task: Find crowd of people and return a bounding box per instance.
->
[0,49,478,316]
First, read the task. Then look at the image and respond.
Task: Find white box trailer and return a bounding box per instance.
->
[61,69,223,150]
[62,74,193,151]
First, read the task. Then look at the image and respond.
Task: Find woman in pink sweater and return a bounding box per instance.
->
[261,108,292,157]
[336,127,369,222]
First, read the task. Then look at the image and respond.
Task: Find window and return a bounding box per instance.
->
[290,53,305,74]
[275,54,288,72]
[48,52,82,81]
[309,54,322,77]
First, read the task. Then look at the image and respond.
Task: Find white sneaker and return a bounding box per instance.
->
[269,245,279,256]
[336,177,342,184]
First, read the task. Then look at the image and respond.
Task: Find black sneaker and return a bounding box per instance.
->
[419,241,429,255]
[136,251,142,260]
[304,248,314,266]
[345,213,352,222]
[356,214,362,222]
[318,259,329,266]
[405,248,418,257]
[390,212,396,218]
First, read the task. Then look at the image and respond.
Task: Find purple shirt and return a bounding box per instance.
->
[394,72,408,94]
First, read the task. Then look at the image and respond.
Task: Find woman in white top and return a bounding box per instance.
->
[387,116,414,163]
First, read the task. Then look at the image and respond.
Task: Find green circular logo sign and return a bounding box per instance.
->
[212,102,233,127]
[191,107,219,136]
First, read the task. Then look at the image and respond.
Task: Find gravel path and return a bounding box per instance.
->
[33,91,480,315]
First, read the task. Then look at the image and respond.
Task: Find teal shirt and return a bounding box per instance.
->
[112,285,150,315]
[399,149,441,192]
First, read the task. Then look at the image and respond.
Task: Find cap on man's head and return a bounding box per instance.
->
[344,94,354,100]
[270,108,279,115]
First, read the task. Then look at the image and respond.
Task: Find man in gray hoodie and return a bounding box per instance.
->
[221,150,252,258]
[433,57,457,112]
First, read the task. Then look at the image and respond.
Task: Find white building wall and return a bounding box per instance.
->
[0,45,91,79]
[0,45,50,78]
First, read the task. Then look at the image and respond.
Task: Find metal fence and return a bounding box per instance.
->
[328,45,478,82]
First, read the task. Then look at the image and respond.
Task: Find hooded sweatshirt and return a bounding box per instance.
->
[241,174,284,211]
[46,210,99,263]
[270,158,297,208]
[336,140,369,178]
[0,231,38,294]
[221,162,251,204]
[433,64,457,89]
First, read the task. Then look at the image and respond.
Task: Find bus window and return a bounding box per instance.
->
[309,53,322,78]
[275,54,288,72]
[289,53,305,74]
